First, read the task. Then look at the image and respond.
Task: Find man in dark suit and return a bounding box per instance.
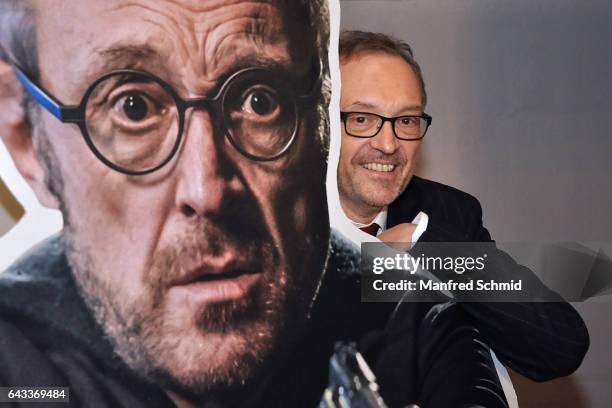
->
[337,30,589,382]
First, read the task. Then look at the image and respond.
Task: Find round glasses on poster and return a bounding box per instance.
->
[82,68,302,174]
[14,61,322,175]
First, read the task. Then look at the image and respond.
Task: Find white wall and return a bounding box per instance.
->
[0,141,63,271]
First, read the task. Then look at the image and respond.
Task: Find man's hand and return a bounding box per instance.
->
[377,223,417,252]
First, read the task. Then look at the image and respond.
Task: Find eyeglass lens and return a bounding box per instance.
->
[222,71,297,160]
[85,73,180,172]
[344,112,426,139]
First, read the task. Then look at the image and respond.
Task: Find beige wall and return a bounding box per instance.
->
[0,177,23,237]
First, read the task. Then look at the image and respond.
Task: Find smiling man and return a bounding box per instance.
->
[338,48,426,228]
[337,30,589,384]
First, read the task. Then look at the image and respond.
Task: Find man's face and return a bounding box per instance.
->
[337,52,423,219]
[33,0,328,397]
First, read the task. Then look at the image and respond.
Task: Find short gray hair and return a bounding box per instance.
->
[0,0,37,78]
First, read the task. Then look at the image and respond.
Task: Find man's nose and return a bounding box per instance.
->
[369,121,399,154]
[174,110,243,217]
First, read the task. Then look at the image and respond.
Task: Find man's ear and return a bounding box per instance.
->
[0,60,59,209]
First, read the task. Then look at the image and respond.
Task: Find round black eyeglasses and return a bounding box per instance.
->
[14,63,321,175]
[340,111,432,140]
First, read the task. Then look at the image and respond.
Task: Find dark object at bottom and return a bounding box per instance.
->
[319,342,389,408]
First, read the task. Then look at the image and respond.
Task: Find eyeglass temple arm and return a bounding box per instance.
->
[13,66,82,123]
[296,58,324,107]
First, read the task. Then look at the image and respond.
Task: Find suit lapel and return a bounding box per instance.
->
[387,176,426,228]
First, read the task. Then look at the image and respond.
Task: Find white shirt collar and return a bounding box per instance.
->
[350,208,388,231]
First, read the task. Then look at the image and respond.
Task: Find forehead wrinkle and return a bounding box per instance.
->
[193,2,285,79]
[102,0,285,83]
[138,16,199,75]
[140,0,277,14]
[103,1,197,65]
[207,24,286,76]
[41,0,297,98]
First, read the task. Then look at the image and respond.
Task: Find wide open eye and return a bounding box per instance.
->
[102,81,175,137]
[238,85,281,120]
[111,91,164,124]
[116,93,149,121]
[85,72,179,172]
[223,71,297,159]
[86,73,174,134]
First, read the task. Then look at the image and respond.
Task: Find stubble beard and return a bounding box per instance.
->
[62,221,315,399]
[28,123,291,395]
[340,166,414,213]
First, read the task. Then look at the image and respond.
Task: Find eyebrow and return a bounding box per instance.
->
[84,44,161,81]
[345,101,423,113]
[216,55,295,77]
[99,44,158,66]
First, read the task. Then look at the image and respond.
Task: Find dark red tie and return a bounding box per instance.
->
[360,223,380,237]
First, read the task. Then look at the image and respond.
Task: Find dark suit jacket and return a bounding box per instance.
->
[387,176,590,381]
[0,233,508,408]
